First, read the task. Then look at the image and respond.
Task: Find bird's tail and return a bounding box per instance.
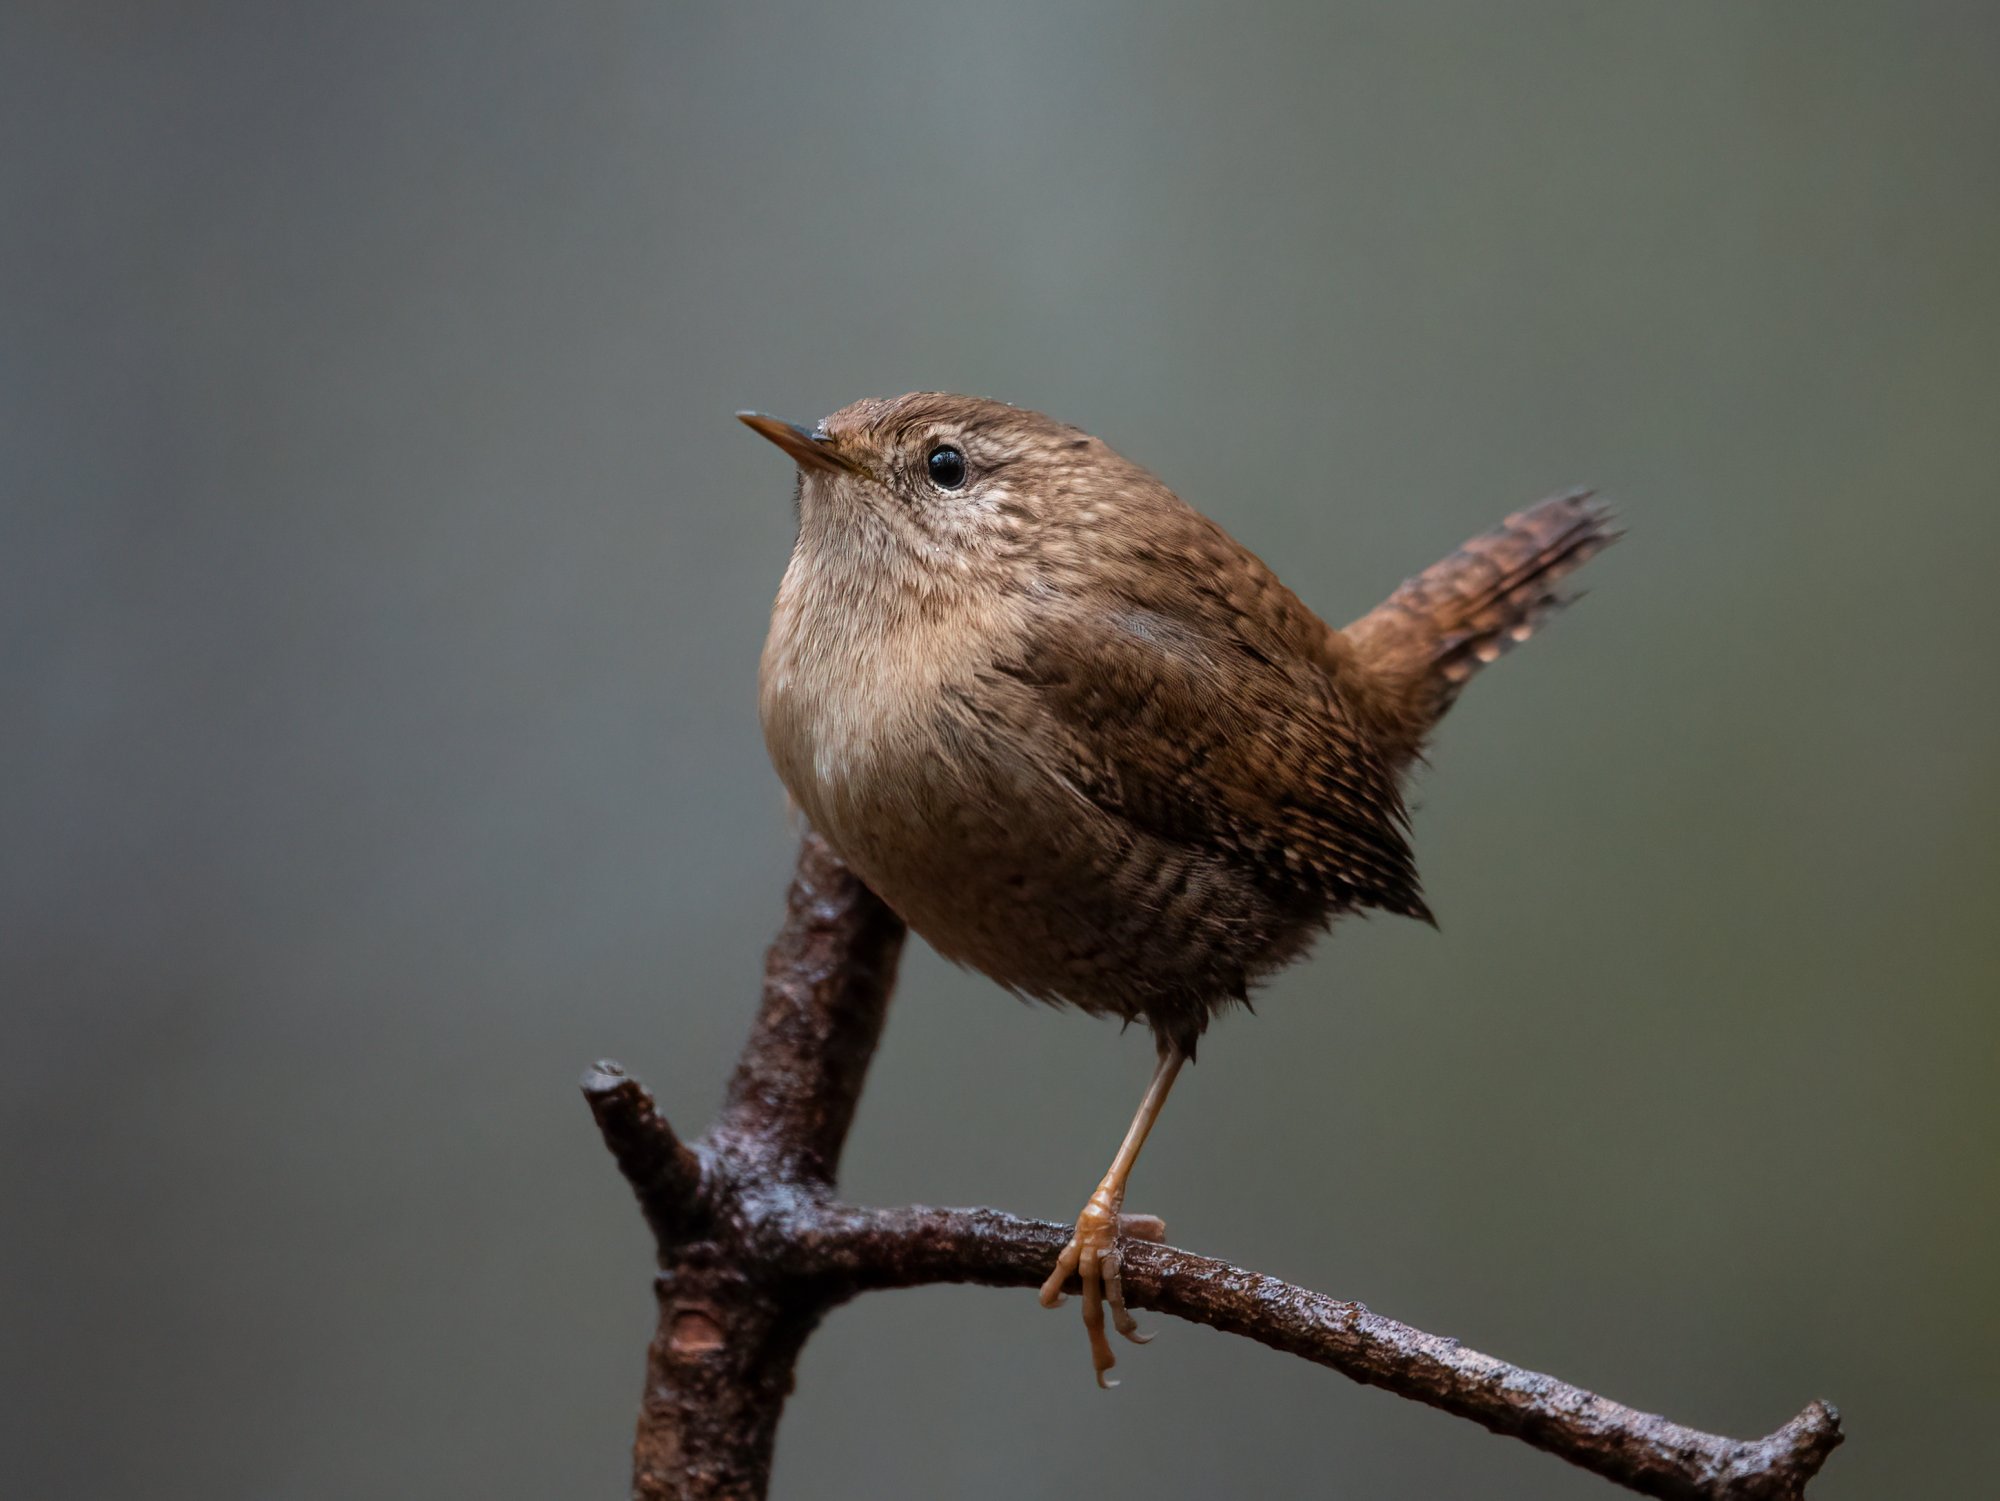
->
[1342,489,1617,761]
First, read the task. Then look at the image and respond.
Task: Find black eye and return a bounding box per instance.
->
[926,445,967,490]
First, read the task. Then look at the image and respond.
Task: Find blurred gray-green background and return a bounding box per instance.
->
[6,4,1996,1497]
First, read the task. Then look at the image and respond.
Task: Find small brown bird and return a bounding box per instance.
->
[741,393,1613,1385]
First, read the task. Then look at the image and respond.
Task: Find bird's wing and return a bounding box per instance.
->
[982,520,1430,924]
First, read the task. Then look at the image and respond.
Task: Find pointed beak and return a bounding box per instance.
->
[735,411,860,475]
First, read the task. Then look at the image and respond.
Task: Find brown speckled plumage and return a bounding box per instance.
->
[751,393,1614,1057]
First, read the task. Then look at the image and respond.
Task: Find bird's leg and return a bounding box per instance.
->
[1038,1042,1187,1386]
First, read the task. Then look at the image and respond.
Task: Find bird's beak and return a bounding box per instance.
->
[736,412,860,475]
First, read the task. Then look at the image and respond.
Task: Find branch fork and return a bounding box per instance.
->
[584,833,1842,1500]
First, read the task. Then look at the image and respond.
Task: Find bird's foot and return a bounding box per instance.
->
[1037,1187,1166,1386]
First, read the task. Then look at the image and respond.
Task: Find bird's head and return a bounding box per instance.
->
[738,392,1155,592]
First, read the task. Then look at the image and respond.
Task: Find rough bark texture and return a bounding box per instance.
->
[584,833,1843,1500]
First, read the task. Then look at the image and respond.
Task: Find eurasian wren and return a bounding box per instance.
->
[741,392,1614,1385]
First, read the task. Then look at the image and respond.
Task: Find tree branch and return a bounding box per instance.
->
[804,1204,1844,1501]
[709,831,906,1185]
[584,837,1844,1501]
[581,1061,707,1248]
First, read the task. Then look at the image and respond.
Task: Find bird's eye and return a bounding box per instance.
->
[926,445,967,490]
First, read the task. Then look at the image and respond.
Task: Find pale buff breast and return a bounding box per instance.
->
[759,550,1024,913]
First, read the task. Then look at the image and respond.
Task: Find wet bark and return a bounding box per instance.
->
[584,833,1842,1500]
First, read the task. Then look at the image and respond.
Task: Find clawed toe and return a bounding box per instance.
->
[1043,1190,1158,1385]
[1037,1238,1079,1308]
[1102,1249,1153,1345]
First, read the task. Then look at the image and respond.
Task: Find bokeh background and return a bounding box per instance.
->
[6,4,1996,1497]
